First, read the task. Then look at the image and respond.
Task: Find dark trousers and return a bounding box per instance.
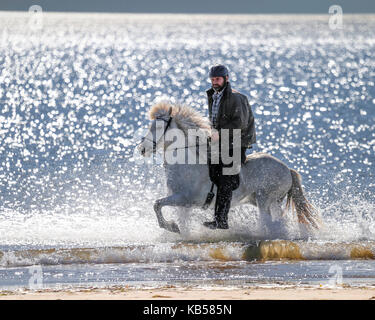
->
[208,147,247,223]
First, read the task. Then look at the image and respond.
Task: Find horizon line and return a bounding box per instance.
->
[1,10,375,15]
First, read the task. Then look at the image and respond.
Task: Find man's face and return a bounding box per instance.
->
[210,76,228,91]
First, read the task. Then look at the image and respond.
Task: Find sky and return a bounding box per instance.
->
[0,0,374,14]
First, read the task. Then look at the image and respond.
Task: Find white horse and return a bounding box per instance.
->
[138,102,320,236]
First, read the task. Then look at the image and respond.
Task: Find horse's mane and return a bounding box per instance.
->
[149,101,212,135]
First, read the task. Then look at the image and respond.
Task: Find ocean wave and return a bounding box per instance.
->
[1,241,374,268]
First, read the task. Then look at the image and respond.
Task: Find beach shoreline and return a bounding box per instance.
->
[1,286,375,300]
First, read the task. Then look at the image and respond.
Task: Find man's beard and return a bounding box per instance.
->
[212,78,227,92]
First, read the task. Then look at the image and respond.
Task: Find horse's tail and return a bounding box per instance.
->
[286,169,320,229]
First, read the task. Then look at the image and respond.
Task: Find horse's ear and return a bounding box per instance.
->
[168,106,173,116]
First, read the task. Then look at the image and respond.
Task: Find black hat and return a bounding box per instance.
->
[209,65,229,78]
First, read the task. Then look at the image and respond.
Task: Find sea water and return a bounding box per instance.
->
[0,12,374,290]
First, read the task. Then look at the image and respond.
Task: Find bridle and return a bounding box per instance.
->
[141,107,173,153]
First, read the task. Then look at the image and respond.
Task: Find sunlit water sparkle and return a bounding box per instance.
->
[0,12,374,290]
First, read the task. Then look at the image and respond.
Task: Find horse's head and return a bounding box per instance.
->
[138,101,212,157]
[138,105,173,157]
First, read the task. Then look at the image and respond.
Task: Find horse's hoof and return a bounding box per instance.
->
[166,221,180,234]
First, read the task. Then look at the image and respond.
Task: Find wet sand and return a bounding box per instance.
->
[1,286,375,300]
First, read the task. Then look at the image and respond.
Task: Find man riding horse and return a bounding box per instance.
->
[138,70,320,234]
[203,64,256,230]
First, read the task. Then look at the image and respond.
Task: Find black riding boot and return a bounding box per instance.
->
[204,147,245,230]
[203,182,233,229]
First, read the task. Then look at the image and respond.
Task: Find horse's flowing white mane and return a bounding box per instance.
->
[149,101,212,136]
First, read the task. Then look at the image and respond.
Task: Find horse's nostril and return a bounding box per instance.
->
[141,147,145,155]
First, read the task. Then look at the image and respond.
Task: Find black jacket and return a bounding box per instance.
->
[206,81,256,149]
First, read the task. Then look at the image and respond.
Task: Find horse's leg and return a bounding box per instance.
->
[154,193,190,233]
[177,207,193,237]
[256,191,272,235]
[256,191,287,238]
[269,198,285,221]
[269,199,289,238]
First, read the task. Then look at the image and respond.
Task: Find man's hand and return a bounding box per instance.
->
[211,130,219,142]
